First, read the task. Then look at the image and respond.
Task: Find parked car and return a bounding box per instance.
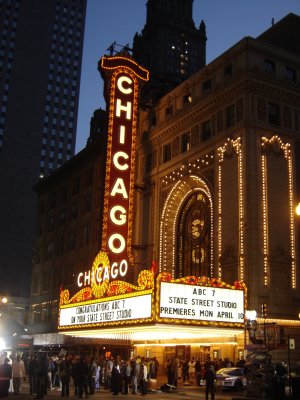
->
[215,367,247,391]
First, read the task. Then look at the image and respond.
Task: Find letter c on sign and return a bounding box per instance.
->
[117,76,132,94]
[113,151,129,171]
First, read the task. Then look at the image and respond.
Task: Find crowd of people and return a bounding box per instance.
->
[165,355,239,388]
[0,351,160,398]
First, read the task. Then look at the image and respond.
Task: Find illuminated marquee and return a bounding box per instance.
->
[156,273,246,327]
[59,291,153,329]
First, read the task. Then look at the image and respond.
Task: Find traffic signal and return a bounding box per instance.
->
[262,303,267,319]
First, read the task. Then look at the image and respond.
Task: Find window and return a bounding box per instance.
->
[49,193,57,208]
[183,94,192,105]
[202,79,211,92]
[68,232,76,251]
[163,143,172,163]
[224,64,233,76]
[82,224,89,245]
[176,192,211,278]
[61,185,68,201]
[285,66,297,82]
[85,168,93,187]
[72,176,80,194]
[226,105,235,127]
[70,203,78,219]
[83,194,92,213]
[47,241,54,259]
[181,132,191,153]
[264,59,275,74]
[202,120,212,141]
[165,105,173,117]
[48,216,55,231]
[268,102,280,125]
[59,209,66,225]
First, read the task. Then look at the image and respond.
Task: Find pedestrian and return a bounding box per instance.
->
[76,356,89,399]
[87,355,96,395]
[59,355,71,398]
[11,354,26,394]
[111,359,122,395]
[139,360,148,396]
[188,357,195,383]
[195,358,202,386]
[27,354,38,396]
[121,359,131,394]
[35,352,49,399]
[182,359,189,383]
[0,357,12,397]
[205,364,216,400]
[131,359,138,394]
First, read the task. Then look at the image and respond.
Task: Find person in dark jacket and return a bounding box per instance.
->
[59,355,72,398]
[111,360,122,395]
[0,357,12,397]
[75,356,89,399]
[205,364,216,400]
[35,353,49,399]
[27,355,38,396]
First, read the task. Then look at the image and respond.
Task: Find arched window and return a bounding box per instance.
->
[176,192,211,277]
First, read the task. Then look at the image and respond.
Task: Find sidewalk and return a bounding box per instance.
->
[2,381,247,400]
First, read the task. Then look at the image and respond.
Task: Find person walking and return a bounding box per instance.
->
[11,355,26,394]
[205,364,216,400]
[59,355,71,398]
[139,360,148,396]
[27,354,38,396]
[0,357,12,397]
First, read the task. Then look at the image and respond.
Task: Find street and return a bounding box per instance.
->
[3,382,247,400]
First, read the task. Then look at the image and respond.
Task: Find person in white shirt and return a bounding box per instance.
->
[11,355,26,394]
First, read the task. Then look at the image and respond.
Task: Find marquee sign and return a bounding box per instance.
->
[59,291,152,329]
[156,274,246,328]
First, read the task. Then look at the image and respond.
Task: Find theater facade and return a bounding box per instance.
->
[31,14,300,366]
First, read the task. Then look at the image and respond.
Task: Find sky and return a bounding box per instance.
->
[75,0,300,153]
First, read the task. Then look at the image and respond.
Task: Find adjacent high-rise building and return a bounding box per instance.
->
[132,0,206,102]
[0,0,86,297]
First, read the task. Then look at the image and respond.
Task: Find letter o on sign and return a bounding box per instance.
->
[108,233,126,254]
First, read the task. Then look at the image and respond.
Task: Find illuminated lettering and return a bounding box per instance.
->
[77,272,83,287]
[108,233,126,254]
[116,98,132,120]
[119,126,126,144]
[113,151,129,170]
[110,205,127,225]
[110,178,128,199]
[117,75,133,94]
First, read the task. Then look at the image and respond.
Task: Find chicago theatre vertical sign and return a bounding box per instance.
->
[99,56,149,278]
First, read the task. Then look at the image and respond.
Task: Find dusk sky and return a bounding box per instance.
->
[75,0,300,153]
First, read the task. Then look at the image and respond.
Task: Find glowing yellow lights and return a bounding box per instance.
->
[61,324,243,341]
[162,152,214,186]
[218,138,244,281]
[159,176,213,276]
[261,136,296,289]
[296,203,300,216]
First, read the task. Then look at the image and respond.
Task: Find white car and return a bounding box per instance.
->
[215,367,247,391]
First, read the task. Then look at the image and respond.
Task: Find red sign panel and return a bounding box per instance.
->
[98,56,149,279]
